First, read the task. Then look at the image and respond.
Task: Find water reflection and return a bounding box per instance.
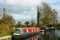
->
[55,30,60,37]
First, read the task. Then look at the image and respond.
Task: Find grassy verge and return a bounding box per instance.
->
[58,37,60,40]
[0,31,13,37]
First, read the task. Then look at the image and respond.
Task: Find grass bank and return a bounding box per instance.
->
[0,31,13,37]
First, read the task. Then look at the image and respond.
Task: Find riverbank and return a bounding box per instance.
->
[0,35,11,40]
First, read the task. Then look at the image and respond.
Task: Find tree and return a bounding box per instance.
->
[16,22,22,27]
[0,24,9,34]
[30,20,35,27]
[37,5,43,27]
[25,21,29,27]
[37,2,57,27]
[37,8,40,26]
[0,15,15,26]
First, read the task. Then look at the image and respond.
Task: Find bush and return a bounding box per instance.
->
[58,37,60,40]
[6,31,14,35]
[0,24,14,37]
[0,24,9,34]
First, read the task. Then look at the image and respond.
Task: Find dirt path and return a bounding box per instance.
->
[0,35,11,40]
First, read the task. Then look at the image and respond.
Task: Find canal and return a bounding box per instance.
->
[55,30,60,37]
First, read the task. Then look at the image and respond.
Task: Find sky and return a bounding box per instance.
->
[0,0,60,22]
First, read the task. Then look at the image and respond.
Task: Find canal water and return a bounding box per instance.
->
[55,30,60,37]
[39,30,60,40]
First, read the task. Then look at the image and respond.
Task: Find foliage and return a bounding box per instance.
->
[30,20,35,27]
[0,24,9,34]
[54,24,60,30]
[58,37,60,40]
[37,2,57,27]
[25,21,29,27]
[16,22,22,28]
[0,31,13,37]
[0,15,15,26]
[0,15,16,36]
[0,24,15,37]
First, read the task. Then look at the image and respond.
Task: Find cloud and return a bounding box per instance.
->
[0,0,4,4]
[10,14,32,20]
[6,6,37,14]
[0,0,60,22]
[0,0,49,6]
[5,0,41,7]
[9,7,37,21]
